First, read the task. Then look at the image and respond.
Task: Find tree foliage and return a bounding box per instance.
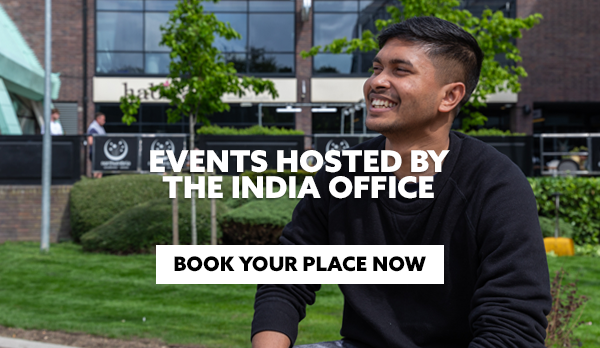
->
[119,0,278,126]
[301,0,542,130]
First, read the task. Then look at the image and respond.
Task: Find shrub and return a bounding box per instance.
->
[220,197,300,245]
[529,177,600,245]
[70,175,169,242]
[71,174,235,242]
[539,216,574,239]
[81,198,229,254]
[455,128,526,136]
[240,169,316,184]
[574,244,600,257]
[197,125,304,135]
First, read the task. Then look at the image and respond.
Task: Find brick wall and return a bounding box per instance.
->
[513,0,600,133]
[0,185,71,243]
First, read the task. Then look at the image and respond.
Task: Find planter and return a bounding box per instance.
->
[0,135,82,185]
[196,135,305,175]
[474,136,533,176]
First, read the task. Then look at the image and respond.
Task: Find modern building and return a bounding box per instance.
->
[0,4,61,135]
[0,0,598,142]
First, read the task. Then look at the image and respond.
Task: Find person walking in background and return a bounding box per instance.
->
[87,112,106,178]
[41,108,64,135]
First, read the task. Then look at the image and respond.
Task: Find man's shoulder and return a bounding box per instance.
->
[449,131,530,196]
[348,134,386,151]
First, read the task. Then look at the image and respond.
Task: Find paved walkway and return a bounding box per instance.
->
[0,336,79,348]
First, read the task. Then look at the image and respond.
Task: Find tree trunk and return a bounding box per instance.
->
[190,113,197,245]
[172,195,179,245]
[211,170,217,245]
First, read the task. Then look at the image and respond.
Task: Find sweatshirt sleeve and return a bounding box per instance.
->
[251,169,331,346]
[468,166,552,347]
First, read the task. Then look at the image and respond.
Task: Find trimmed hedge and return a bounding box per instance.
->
[71,174,235,242]
[240,169,315,184]
[197,125,304,135]
[220,197,300,245]
[455,128,526,136]
[70,175,169,242]
[529,177,600,245]
[539,216,574,239]
[81,198,229,253]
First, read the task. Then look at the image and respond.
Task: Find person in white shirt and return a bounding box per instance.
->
[87,112,107,178]
[40,108,64,135]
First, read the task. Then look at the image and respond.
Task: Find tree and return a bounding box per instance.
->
[301,0,542,130]
[120,0,278,244]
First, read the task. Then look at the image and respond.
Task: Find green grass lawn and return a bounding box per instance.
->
[0,242,598,347]
[0,242,342,348]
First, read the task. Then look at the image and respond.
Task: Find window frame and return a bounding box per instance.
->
[312,0,396,77]
[94,0,296,77]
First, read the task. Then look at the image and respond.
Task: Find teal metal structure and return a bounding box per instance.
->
[0,4,61,135]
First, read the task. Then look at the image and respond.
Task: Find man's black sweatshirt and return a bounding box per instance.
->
[252,131,551,348]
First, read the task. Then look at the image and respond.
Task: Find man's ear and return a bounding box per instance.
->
[438,82,466,114]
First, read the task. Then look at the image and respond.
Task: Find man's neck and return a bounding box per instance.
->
[384,127,451,180]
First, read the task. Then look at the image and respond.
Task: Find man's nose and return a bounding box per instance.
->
[370,71,391,91]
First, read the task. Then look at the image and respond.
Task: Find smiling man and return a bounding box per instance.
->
[251,17,551,348]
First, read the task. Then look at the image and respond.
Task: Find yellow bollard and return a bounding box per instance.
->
[544,237,575,256]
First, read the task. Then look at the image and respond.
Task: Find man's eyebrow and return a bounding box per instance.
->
[372,57,414,67]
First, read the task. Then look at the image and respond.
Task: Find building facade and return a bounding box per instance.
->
[1,0,598,142]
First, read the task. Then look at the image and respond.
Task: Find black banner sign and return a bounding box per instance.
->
[92,136,139,172]
[141,136,186,172]
[314,134,379,156]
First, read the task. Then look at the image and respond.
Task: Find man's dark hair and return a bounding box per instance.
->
[378,16,484,107]
[94,112,105,120]
[51,108,60,115]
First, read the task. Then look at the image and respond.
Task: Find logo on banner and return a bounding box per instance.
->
[326,139,350,152]
[103,138,129,161]
[151,139,175,152]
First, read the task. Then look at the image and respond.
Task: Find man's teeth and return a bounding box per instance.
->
[371,99,397,108]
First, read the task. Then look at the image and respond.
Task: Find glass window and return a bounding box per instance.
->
[223,53,247,73]
[314,1,358,12]
[249,14,294,52]
[145,12,170,51]
[314,54,354,74]
[97,105,125,123]
[96,1,295,76]
[249,1,295,12]
[249,53,294,73]
[359,0,388,11]
[313,0,395,75]
[314,13,358,47]
[96,52,144,74]
[140,104,166,123]
[214,13,247,52]
[145,0,178,11]
[203,1,247,12]
[261,107,294,127]
[97,12,143,51]
[460,0,516,18]
[145,53,170,74]
[97,0,143,11]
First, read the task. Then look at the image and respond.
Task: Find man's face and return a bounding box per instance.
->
[363,38,446,135]
[97,115,106,126]
[51,112,60,121]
